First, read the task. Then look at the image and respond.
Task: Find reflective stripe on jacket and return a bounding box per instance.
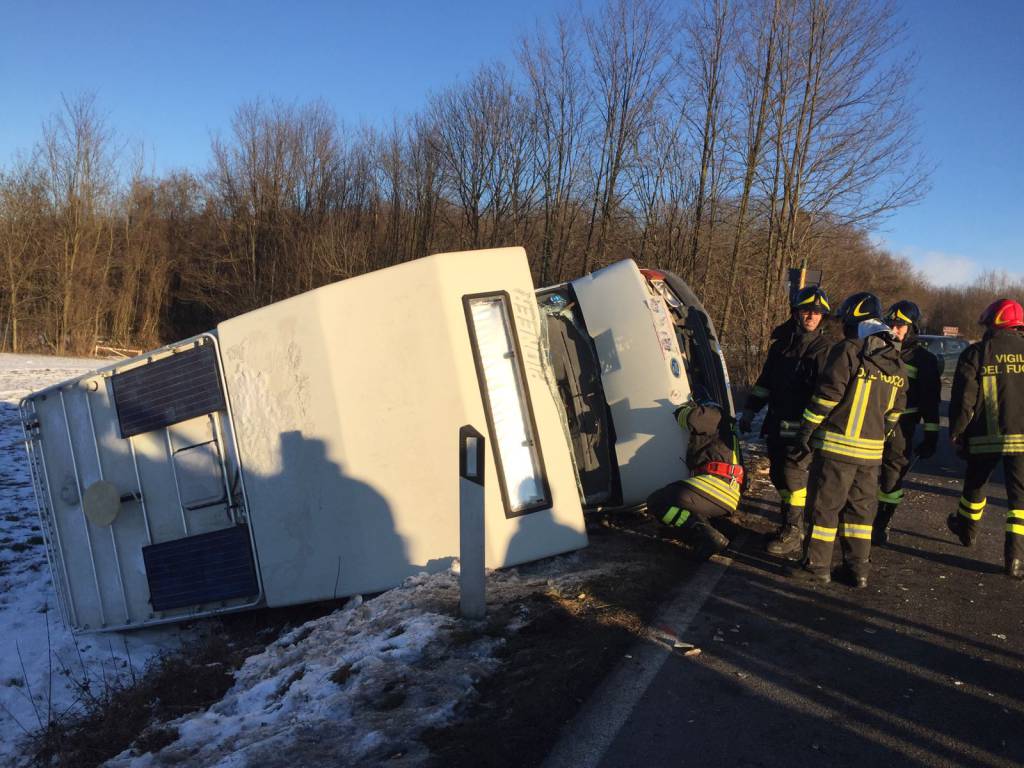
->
[949,328,1024,455]
[802,336,908,465]
[682,472,741,511]
[680,404,743,512]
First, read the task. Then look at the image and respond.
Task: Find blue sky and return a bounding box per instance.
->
[1,0,1021,286]
[0,1,564,165]
[880,0,1024,285]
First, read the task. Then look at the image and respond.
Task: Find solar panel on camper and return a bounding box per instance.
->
[143,526,259,612]
[111,343,226,438]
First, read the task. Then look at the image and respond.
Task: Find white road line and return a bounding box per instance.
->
[541,532,745,768]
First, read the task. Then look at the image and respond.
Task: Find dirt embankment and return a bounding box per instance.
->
[423,518,700,768]
[30,512,714,768]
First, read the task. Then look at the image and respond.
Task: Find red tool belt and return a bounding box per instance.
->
[696,461,745,485]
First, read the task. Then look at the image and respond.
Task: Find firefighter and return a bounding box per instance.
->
[785,292,908,587]
[738,285,832,557]
[946,298,1024,579]
[646,399,742,561]
[874,301,941,544]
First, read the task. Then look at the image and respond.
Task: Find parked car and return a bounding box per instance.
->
[916,334,970,375]
[21,248,733,632]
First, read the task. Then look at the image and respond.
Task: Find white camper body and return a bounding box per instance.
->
[21,247,587,632]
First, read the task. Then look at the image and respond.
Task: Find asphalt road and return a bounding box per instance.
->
[549,392,1024,768]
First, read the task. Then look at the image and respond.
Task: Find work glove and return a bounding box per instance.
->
[950,434,968,462]
[788,424,816,463]
[673,401,696,429]
[737,410,755,434]
[915,432,938,459]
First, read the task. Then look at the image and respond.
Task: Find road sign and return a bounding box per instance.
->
[787,267,823,303]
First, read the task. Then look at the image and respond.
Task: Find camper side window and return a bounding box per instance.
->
[465,294,551,517]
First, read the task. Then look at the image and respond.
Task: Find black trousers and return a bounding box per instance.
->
[767,436,813,513]
[957,453,1024,562]
[879,416,918,503]
[646,481,730,530]
[804,454,880,575]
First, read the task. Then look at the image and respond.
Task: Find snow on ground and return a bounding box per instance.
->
[105,559,591,768]
[0,354,194,766]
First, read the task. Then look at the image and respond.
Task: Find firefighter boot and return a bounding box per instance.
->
[684,518,729,562]
[766,503,790,542]
[783,561,831,584]
[833,562,869,589]
[1005,538,1024,580]
[767,505,805,557]
[946,513,977,547]
[873,502,897,546]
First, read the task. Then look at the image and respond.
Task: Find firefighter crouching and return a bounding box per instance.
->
[738,285,832,557]
[646,400,742,560]
[947,298,1024,580]
[786,292,908,588]
[874,301,941,544]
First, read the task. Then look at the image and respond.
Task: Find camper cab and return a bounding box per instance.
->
[21,248,731,633]
[538,262,734,509]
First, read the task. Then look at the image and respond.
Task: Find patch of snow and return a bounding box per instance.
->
[108,568,494,767]
[0,354,191,766]
[106,553,611,766]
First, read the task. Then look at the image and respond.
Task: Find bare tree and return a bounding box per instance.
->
[403,115,444,260]
[428,65,523,250]
[207,99,349,311]
[582,0,674,272]
[41,93,119,354]
[755,0,928,334]
[719,0,780,338]
[520,15,590,281]
[0,156,49,351]
[679,0,735,285]
[628,111,687,269]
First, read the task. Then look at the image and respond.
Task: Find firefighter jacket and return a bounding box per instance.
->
[744,318,832,441]
[801,335,908,465]
[949,328,1024,455]
[680,404,742,513]
[900,336,941,432]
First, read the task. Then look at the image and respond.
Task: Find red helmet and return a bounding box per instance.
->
[978,298,1024,328]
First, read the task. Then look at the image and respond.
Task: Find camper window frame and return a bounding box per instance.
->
[463,291,552,518]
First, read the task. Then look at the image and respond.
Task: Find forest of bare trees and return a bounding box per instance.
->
[0,0,1017,385]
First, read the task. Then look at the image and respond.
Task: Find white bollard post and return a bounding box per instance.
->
[459,425,486,620]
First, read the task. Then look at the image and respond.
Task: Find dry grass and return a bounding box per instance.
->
[29,603,336,768]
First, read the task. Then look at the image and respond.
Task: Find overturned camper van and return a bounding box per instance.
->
[21,248,733,632]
